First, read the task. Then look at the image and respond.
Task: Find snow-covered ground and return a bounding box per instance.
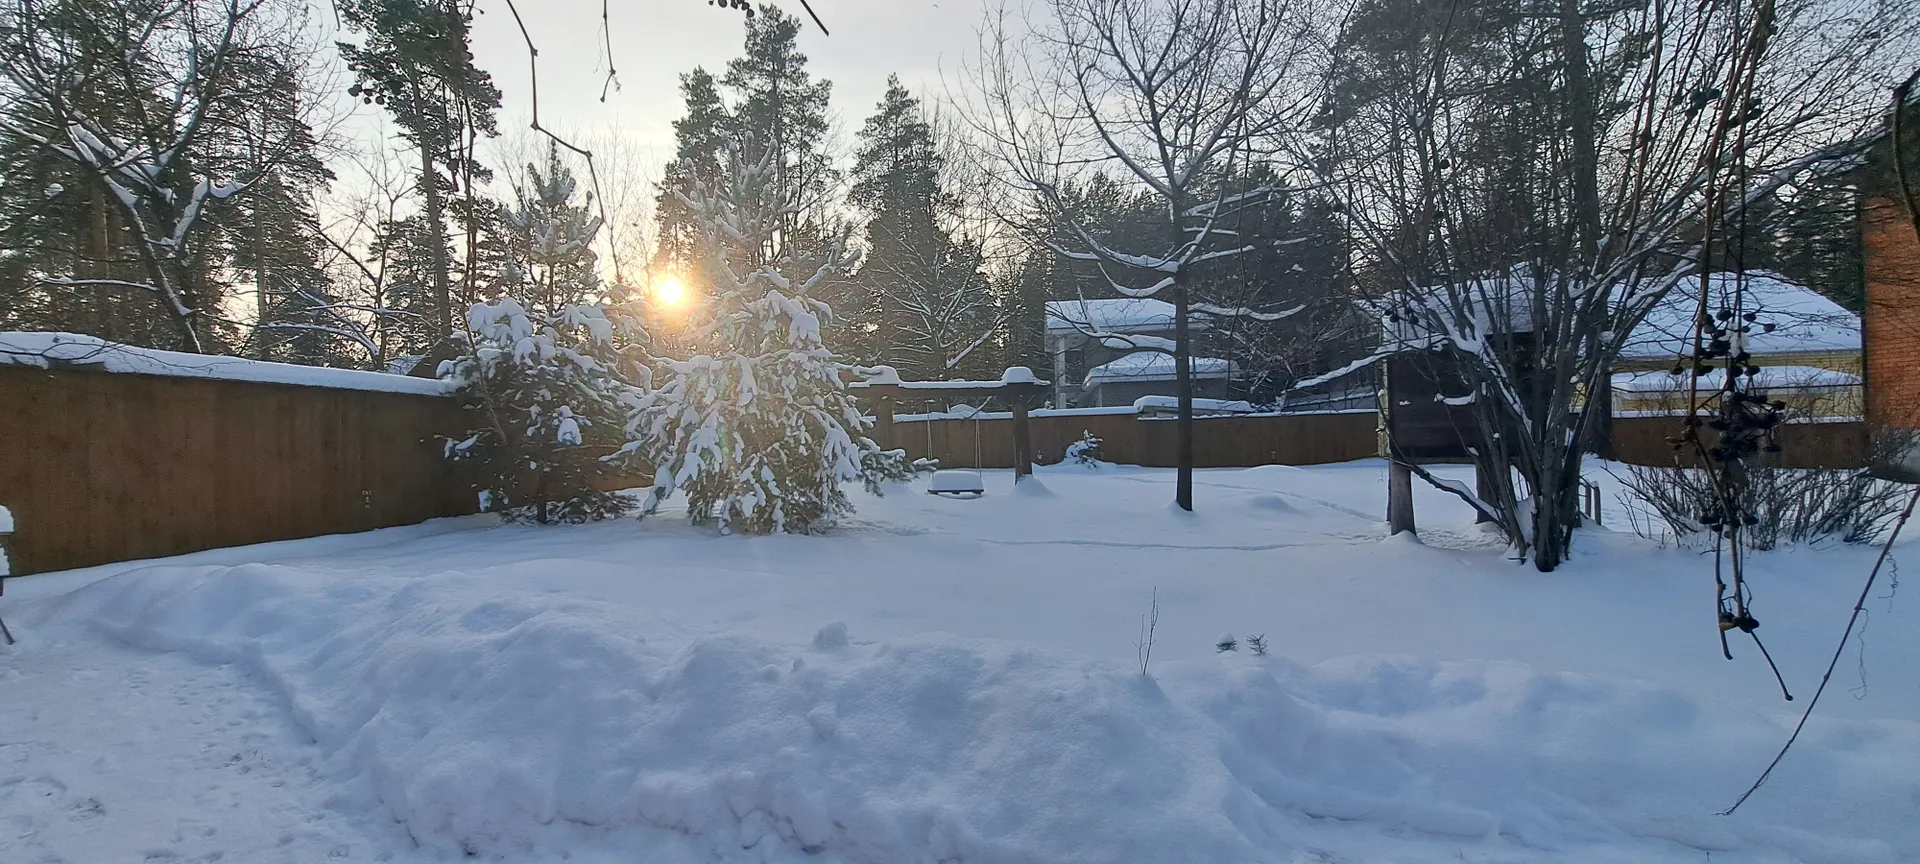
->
[3,461,1916,864]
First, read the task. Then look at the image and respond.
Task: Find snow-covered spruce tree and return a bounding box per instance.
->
[620,141,902,534]
[440,149,633,524]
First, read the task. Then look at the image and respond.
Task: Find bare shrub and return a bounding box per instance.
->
[1616,463,1904,550]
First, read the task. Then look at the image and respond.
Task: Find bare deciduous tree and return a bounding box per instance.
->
[0,0,324,352]
[961,0,1325,510]
[1325,0,1918,568]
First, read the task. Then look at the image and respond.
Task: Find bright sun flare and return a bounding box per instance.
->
[652,275,688,307]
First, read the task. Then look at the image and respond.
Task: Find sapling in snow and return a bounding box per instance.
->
[1065,429,1104,467]
[619,139,907,534]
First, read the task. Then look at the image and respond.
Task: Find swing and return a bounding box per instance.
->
[928,397,987,498]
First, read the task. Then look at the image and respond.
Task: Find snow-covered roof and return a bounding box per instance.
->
[1619,272,1859,360]
[0,332,452,396]
[1084,351,1236,385]
[1611,365,1860,393]
[1375,265,1540,345]
[1132,395,1257,414]
[1046,298,1177,333]
[1377,268,1859,359]
[853,365,1050,389]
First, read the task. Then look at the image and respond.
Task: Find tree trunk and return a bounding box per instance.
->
[255,205,272,356]
[1588,357,1614,459]
[1530,458,1580,572]
[419,142,453,342]
[1561,0,1602,259]
[1012,400,1033,482]
[1174,275,1194,511]
[1388,459,1416,536]
[1475,461,1499,524]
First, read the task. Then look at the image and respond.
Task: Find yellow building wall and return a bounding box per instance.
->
[1614,349,1861,375]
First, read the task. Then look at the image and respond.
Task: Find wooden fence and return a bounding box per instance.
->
[884,409,1868,471]
[881,410,1382,468]
[0,361,1870,576]
[1610,415,1869,469]
[0,365,474,576]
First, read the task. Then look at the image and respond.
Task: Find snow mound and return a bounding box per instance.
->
[43,563,1917,863]
[1247,493,1298,513]
[1011,477,1055,498]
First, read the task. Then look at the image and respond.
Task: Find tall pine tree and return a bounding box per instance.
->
[845,77,996,379]
[338,0,501,350]
[654,4,835,282]
[653,69,732,283]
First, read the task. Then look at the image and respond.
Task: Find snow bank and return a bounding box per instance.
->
[44,562,1918,863]
[0,332,451,396]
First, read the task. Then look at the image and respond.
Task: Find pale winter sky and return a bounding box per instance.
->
[464,0,993,170]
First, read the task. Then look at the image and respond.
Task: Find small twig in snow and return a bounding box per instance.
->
[1136,587,1159,676]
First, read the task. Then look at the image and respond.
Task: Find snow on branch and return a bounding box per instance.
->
[1100,333,1176,353]
[1192,303,1305,322]
[1398,458,1508,531]
[1285,352,1387,391]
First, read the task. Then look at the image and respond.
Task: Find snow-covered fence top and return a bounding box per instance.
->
[0,332,452,397]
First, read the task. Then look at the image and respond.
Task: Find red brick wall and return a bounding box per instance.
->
[1864,194,1920,431]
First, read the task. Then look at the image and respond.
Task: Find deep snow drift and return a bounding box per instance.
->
[3,461,1917,864]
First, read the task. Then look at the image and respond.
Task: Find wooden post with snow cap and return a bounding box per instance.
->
[1002,367,1039,483]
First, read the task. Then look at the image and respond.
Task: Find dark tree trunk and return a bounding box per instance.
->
[1174,275,1194,511]
[1388,459,1416,536]
[419,142,453,342]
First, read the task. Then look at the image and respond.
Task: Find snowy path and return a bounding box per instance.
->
[0,641,406,864]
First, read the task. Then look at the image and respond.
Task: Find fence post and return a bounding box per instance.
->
[1388,460,1417,536]
[872,396,894,450]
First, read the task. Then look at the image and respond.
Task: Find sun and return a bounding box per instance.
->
[652,274,688,308]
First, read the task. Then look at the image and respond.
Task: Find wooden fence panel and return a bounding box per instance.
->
[884,411,1381,469]
[1610,415,1867,469]
[884,410,1858,471]
[0,366,474,576]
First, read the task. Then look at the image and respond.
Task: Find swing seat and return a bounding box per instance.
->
[927,469,985,498]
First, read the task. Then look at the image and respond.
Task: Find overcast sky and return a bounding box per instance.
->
[458,0,994,168]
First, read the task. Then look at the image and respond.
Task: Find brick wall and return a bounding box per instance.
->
[1863,194,1920,432]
